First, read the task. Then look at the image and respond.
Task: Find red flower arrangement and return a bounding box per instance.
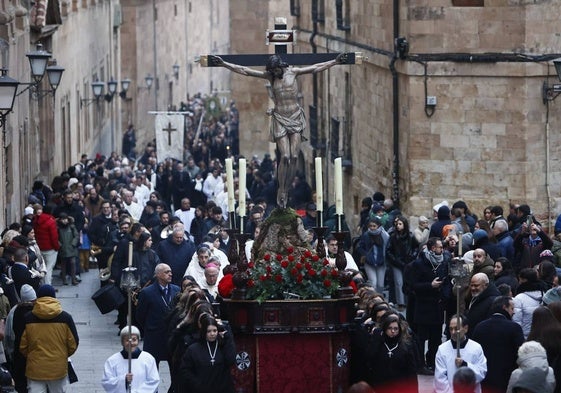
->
[245,247,341,303]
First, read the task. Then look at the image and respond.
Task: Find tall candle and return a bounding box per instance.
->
[225,158,235,213]
[334,157,343,215]
[238,158,247,217]
[315,157,323,212]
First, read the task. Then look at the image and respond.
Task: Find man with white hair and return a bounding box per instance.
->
[121,189,142,221]
[101,326,160,393]
[493,219,515,261]
[465,272,500,337]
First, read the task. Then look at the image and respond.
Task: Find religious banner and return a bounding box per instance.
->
[155,113,184,160]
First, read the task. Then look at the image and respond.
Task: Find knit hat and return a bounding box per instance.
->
[371,203,384,214]
[433,200,449,213]
[37,284,56,298]
[419,216,429,224]
[24,206,34,216]
[542,286,561,306]
[473,229,488,242]
[512,367,549,393]
[517,341,548,367]
[20,284,37,302]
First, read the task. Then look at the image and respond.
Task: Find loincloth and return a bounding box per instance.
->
[269,107,306,141]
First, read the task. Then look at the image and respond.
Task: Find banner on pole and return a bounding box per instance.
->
[155,114,184,161]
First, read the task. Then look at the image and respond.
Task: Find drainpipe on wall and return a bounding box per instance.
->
[391,0,400,207]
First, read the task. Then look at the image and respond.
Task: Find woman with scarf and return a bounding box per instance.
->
[133,232,160,288]
[386,216,418,308]
[178,313,236,393]
[357,217,390,294]
[363,312,419,392]
[101,326,160,392]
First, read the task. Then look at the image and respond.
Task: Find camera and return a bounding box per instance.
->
[526,215,533,227]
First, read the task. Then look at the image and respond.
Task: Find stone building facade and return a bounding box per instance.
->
[0,0,124,228]
[262,1,561,232]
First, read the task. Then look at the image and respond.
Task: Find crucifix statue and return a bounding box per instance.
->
[162,121,177,146]
[199,17,363,208]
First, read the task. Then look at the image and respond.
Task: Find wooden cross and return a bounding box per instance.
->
[162,122,177,146]
[199,17,363,67]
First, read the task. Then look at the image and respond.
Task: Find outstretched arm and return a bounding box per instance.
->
[209,55,269,79]
[294,53,348,75]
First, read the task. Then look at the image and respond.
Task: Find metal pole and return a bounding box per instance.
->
[127,289,132,393]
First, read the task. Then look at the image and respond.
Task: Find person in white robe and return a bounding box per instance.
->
[101,326,159,393]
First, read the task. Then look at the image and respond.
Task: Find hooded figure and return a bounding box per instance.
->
[507,341,555,393]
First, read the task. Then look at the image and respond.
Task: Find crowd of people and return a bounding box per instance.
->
[0,92,557,392]
[348,196,561,393]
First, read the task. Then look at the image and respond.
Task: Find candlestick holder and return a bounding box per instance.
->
[332,230,354,298]
[312,226,329,259]
[228,211,237,230]
[234,232,252,270]
[335,214,344,232]
[315,211,324,228]
[224,228,240,267]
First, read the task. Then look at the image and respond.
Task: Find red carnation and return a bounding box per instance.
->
[320,269,328,277]
[266,265,272,273]
[297,274,303,283]
[218,274,234,298]
[248,261,255,269]
[276,254,283,261]
[312,255,319,262]
[247,279,255,288]
[323,259,330,266]
[281,260,289,268]
[288,255,295,262]
[287,246,294,254]
[323,279,332,287]
[264,254,271,261]
[308,269,317,277]
[274,274,283,283]
[259,275,267,281]
[305,262,312,270]
[291,268,298,276]
[331,270,339,278]
[295,262,303,270]
[300,255,306,262]
[304,250,312,258]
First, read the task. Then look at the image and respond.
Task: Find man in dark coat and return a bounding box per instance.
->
[465,272,500,337]
[136,263,180,366]
[53,190,85,232]
[411,237,453,374]
[88,201,118,275]
[472,296,524,393]
[155,226,196,286]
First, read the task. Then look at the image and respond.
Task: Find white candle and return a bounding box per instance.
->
[315,157,323,212]
[225,158,235,213]
[238,158,247,217]
[334,157,343,215]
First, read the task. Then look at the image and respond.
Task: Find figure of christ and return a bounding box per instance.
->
[210,53,347,208]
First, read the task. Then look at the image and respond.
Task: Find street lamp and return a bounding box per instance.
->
[140,74,154,92]
[104,77,131,102]
[80,79,105,107]
[172,63,180,80]
[0,69,19,128]
[16,43,65,99]
[542,58,561,103]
